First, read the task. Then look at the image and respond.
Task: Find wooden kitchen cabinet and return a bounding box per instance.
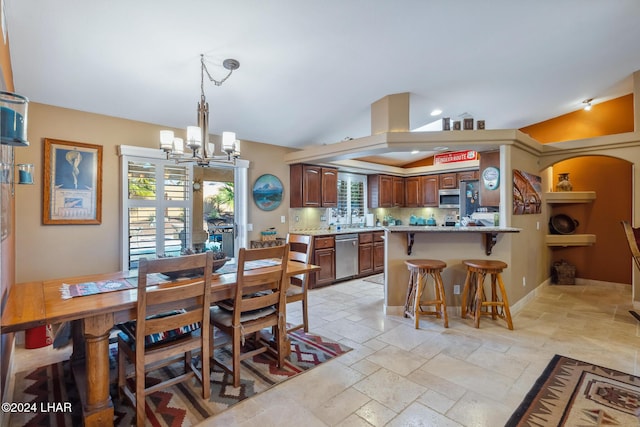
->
[439,173,458,189]
[310,236,335,288]
[405,176,420,207]
[440,171,478,189]
[420,175,439,207]
[358,232,373,275]
[290,164,338,208]
[368,174,404,208]
[321,168,338,207]
[373,231,384,273]
[368,175,392,208]
[457,170,478,182]
[393,176,405,207]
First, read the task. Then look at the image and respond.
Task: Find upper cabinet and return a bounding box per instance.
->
[321,168,338,207]
[420,175,439,207]
[457,170,479,183]
[290,164,338,208]
[439,173,458,189]
[439,171,478,189]
[392,176,405,207]
[368,175,404,208]
[405,176,421,207]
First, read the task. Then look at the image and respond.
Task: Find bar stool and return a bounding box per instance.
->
[460,259,513,330]
[404,259,448,328]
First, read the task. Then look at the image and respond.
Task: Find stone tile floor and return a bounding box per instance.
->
[10,279,640,426]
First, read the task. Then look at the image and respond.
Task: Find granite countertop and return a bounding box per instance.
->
[384,225,521,233]
[290,227,385,236]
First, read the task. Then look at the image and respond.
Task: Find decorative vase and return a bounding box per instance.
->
[555,173,573,192]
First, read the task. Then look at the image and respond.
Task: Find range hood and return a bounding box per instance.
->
[282,93,539,175]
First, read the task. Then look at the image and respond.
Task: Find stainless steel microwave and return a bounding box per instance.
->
[438,189,460,208]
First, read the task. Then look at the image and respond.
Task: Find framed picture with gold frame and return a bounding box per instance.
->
[43,138,102,225]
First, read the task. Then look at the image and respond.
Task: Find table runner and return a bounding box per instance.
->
[60,278,136,299]
[215,258,281,275]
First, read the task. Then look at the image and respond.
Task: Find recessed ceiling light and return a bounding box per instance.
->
[411,150,419,154]
[434,146,449,151]
[430,109,443,116]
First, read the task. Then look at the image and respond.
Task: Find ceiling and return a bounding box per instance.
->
[4,1,640,165]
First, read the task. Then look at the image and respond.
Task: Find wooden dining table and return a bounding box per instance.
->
[1,260,319,426]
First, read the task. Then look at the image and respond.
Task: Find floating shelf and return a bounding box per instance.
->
[545,191,596,203]
[545,234,596,247]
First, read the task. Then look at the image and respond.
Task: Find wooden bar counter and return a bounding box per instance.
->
[382,225,520,315]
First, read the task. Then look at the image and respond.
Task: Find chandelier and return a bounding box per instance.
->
[160,54,241,165]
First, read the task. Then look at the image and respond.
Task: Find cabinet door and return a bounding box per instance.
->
[457,170,478,182]
[290,164,303,207]
[302,165,322,207]
[393,176,405,207]
[358,243,373,275]
[420,175,439,206]
[314,248,335,287]
[321,168,338,207]
[405,177,420,207]
[439,173,458,189]
[373,242,384,273]
[379,175,393,207]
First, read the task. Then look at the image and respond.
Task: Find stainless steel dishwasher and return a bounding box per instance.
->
[335,233,359,280]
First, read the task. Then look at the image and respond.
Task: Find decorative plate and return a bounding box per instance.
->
[252,174,283,211]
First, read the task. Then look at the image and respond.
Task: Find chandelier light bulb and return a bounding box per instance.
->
[222,131,236,153]
[186,126,202,148]
[160,130,174,151]
[172,137,184,155]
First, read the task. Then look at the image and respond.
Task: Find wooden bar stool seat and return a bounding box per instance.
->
[460,259,513,330]
[404,259,448,328]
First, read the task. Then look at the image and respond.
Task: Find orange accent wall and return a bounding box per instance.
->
[520,94,634,143]
[549,157,632,284]
[519,95,634,284]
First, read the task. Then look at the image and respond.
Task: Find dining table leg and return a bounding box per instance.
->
[81,313,115,426]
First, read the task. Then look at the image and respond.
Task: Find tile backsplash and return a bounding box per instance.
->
[289,207,461,230]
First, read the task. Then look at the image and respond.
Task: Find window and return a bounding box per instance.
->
[336,172,366,226]
[119,145,250,271]
[121,150,192,270]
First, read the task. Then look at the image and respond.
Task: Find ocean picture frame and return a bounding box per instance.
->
[252,174,283,211]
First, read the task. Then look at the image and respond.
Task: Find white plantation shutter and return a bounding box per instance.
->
[122,155,191,270]
[337,173,367,223]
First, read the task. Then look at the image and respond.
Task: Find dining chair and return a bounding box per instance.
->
[210,244,289,387]
[622,220,640,272]
[117,252,213,426]
[285,234,313,333]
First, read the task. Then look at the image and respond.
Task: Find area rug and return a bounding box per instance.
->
[10,329,351,427]
[362,273,383,285]
[506,354,640,426]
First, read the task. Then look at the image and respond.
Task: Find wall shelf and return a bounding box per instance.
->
[545,191,596,203]
[545,234,596,247]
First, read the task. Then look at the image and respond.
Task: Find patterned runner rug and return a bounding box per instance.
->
[506,354,640,426]
[10,329,351,427]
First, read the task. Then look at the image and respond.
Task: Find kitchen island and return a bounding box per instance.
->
[382,225,521,315]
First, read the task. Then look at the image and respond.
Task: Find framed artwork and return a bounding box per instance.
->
[513,169,542,215]
[43,138,102,224]
[252,174,283,211]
